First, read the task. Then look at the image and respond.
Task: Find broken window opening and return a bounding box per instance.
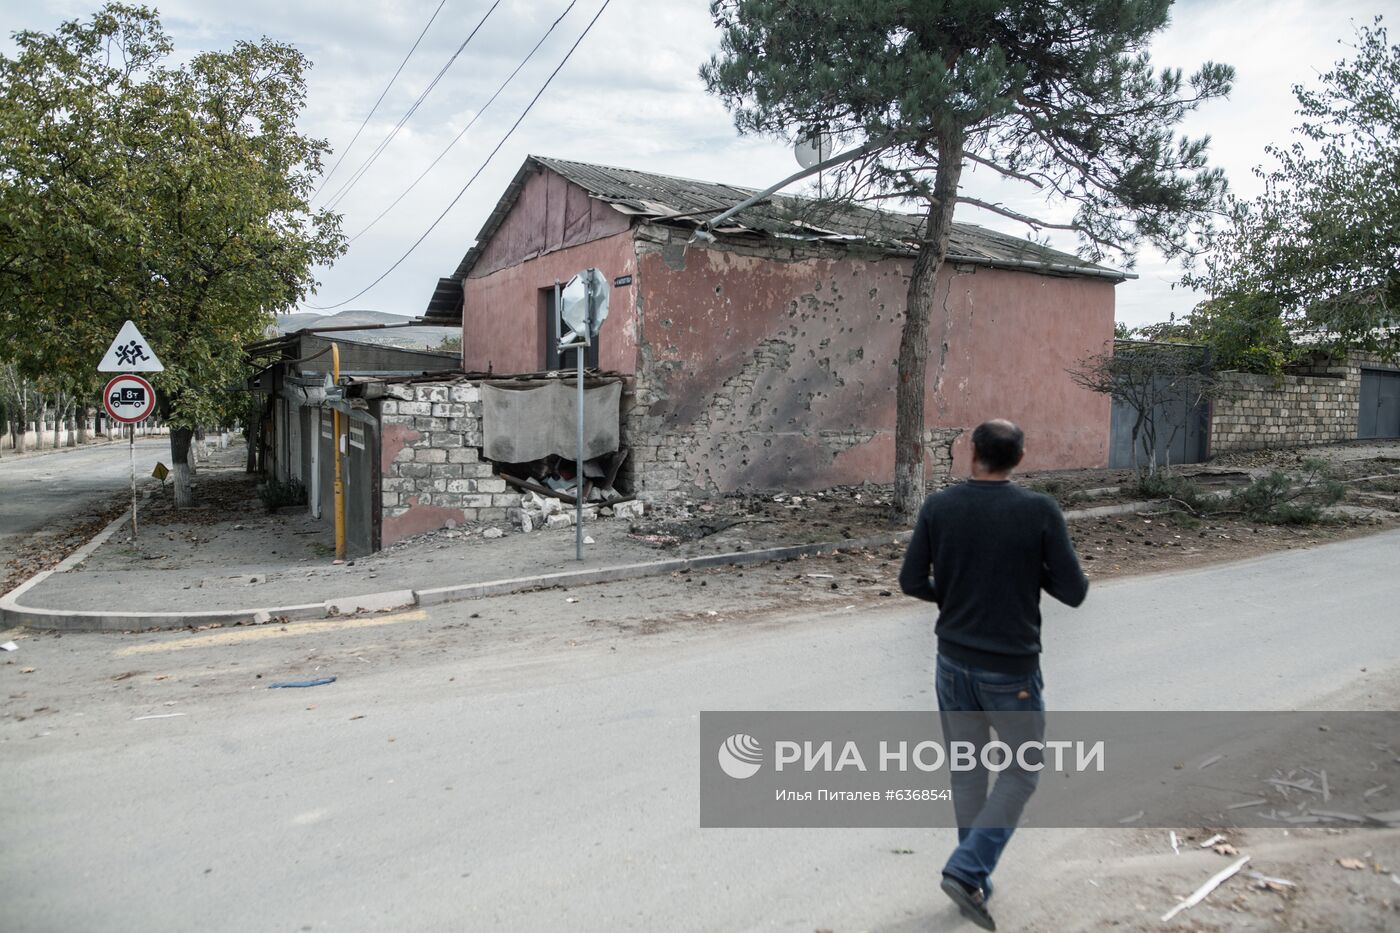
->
[542,286,599,371]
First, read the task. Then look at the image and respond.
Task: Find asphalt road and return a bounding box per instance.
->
[0,438,167,549]
[2,529,1399,932]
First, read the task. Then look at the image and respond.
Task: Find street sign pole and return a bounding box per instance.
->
[129,422,138,539]
[99,321,163,540]
[576,328,585,561]
[103,373,156,539]
[558,270,610,562]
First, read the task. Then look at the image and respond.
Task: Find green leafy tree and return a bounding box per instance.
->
[702,0,1232,519]
[0,4,344,504]
[1182,17,1400,372]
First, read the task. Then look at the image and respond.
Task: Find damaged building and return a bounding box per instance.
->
[253,156,1130,554]
[420,155,1127,496]
[247,328,629,553]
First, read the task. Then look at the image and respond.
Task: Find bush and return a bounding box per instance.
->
[257,478,306,512]
[1227,461,1344,525]
[1134,471,1212,512]
[1026,478,1085,508]
[1139,459,1344,525]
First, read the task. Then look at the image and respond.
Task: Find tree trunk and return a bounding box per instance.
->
[50,391,62,448]
[77,405,90,444]
[171,426,194,508]
[894,134,964,523]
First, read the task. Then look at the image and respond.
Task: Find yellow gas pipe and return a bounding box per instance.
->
[332,342,345,561]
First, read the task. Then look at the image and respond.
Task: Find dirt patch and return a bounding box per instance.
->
[0,490,133,595]
[1068,512,1399,581]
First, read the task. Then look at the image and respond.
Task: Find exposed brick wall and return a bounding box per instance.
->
[1209,352,1388,453]
[378,380,520,545]
[622,344,964,498]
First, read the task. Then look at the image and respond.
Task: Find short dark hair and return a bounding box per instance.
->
[971,420,1025,472]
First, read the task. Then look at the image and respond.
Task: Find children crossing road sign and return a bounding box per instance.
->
[99,320,164,372]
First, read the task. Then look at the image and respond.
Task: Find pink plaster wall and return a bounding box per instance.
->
[472,167,630,278]
[461,233,639,375]
[633,245,1114,489]
[451,163,1114,493]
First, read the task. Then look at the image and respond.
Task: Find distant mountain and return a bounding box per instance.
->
[271,309,458,351]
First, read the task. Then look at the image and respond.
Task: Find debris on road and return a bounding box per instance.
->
[1309,809,1365,823]
[267,676,336,689]
[1247,871,1296,893]
[133,712,185,721]
[1337,857,1366,870]
[1169,831,1179,855]
[1161,854,1250,923]
[1199,833,1227,848]
[1,641,18,651]
[1227,798,1268,810]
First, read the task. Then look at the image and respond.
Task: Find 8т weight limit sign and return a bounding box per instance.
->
[103,374,156,424]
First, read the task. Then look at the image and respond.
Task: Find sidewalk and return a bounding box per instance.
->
[6,440,1400,632]
[0,435,125,461]
[3,457,914,630]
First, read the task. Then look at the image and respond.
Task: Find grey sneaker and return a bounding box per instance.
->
[941,875,996,930]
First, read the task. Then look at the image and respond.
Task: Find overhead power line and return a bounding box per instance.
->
[312,0,450,200]
[321,0,503,212]
[306,0,613,312]
[349,0,580,243]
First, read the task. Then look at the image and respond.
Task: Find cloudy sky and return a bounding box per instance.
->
[3,0,1393,326]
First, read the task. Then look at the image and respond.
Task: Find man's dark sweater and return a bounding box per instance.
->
[899,480,1089,675]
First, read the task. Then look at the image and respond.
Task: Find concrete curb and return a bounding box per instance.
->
[0,496,1172,634]
[1,531,912,633]
[0,433,168,463]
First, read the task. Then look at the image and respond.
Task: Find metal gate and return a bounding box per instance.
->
[1108,376,1211,469]
[1359,368,1400,439]
[315,407,380,557]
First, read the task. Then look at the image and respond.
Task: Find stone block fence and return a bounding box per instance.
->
[1209,352,1387,454]
[377,380,520,547]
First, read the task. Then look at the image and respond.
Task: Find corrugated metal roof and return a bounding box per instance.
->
[420,155,1129,323]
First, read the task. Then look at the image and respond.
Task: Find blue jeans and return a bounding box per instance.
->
[935,654,1046,896]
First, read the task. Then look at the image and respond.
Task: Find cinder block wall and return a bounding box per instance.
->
[1209,353,1380,453]
[378,380,520,546]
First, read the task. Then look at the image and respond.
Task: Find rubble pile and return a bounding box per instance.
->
[510,491,644,533]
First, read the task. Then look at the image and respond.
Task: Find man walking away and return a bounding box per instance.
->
[898,419,1089,930]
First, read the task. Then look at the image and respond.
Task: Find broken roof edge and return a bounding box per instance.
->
[633,219,1137,283]
[418,154,1133,322]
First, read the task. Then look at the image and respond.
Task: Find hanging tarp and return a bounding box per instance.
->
[481,378,621,463]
